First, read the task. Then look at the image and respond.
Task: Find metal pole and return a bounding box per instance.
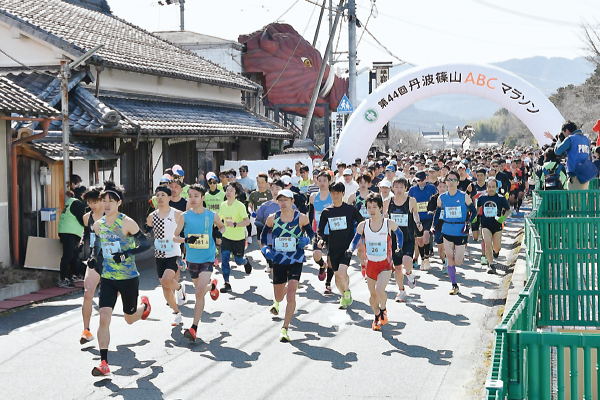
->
[60,60,70,196]
[348,0,357,107]
[313,0,327,47]
[300,0,344,140]
[328,0,333,66]
[180,0,185,31]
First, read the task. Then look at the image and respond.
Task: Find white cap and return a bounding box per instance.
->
[281,176,292,185]
[343,168,353,175]
[206,172,218,181]
[276,189,294,199]
[379,180,392,188]
[425,159,433,165]
[336,159,345,166]
[368,161,374,167]
[396,171,406,178]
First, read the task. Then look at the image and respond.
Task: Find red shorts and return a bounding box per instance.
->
[366,259,392,280]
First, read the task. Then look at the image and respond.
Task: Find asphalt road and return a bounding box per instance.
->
[0,215,524,400]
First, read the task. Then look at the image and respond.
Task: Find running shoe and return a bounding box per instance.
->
[442,260,448,274]
[406,274,416,289]
[270,300,279,315]
[380,309,388,325]
[339,297,347,309]
[395,290,406,303]
[184,327,197,342]
[422,259,430,271]
[247,237,253,244]
[72,275,85,283]
[317,267,326,281]
[413,259,419,270]
[172,312,182,326]
[449,285,460,295]
[481,256,488,266]
[210,279,219,300]
[280,327,290,343]
[141,296,151,320]
[220,282,232,293]
[372,317,381,331]
[58,279,75,289]
[80,329,94,345]
[244,260,253,274]
[92,360,110,376]
[487,265,498,275]
[324,284,333,295]
[176,283,186,306]
[214,259,219,268]
[343,290,353,306]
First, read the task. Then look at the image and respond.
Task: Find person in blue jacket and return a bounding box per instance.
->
[408,171,437,270]
[545,121,598,190]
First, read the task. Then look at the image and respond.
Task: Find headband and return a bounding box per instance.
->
[104,189,121,201]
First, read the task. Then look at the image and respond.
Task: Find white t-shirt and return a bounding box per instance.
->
[342,180,359,202]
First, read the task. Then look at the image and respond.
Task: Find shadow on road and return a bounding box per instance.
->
[195,332,260,368]
[381,323,453,365]
[227,285,272,306]
[290,333,357,370]
[405,303,470,326]
[94,364,164,400]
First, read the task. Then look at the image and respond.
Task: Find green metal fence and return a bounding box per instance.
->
[486,184,600,399]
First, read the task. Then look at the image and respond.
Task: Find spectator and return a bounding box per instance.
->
[593,146,600,178]
[237,165,257,192]
[546,120,598,190]
[540,148,567,190]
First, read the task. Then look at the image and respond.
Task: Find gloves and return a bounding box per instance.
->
[112,252,128,264]
[297,236,310,249]
[251,211,257,218]
[497,215,506,224]
[261,246,275,260]
[185,236,198,244]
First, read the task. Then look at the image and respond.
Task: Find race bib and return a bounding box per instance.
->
[391,213,408,227]
[101,241,120,256]
[328,216,347,231]
[366,240,386,257]
[274,237,297,252]
[417,202,428,213]
[484,205,498,218]
[359,207,370,219]
[154,238,174,252]
[189,234,210,249]
[89,232,96,249]
[300,186,308,194]
[445,206,462,219]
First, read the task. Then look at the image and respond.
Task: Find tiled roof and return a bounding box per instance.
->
[0,76,59,116]
[28,139,117,160]
[0,0,259,91]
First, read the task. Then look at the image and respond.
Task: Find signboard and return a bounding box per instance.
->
[374,63,391,139]
[337,94,354,114]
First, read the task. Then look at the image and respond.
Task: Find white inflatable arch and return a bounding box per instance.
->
[334,63,564,163]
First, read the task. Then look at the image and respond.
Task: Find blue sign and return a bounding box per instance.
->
[337,94,354,114]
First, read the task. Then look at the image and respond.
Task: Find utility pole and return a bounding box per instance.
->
[180,0,185,31]
[300,0,344,140]
[60,60,70,197]
[348,0,357,108]
[328,0,333,67]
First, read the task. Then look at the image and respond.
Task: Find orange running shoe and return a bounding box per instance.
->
[210,279,219,300]
[91,360,110,376]
[380,309,388,326]
[372,317,381,331]
[184,327,197,342]
[140,296,151,320]
[80,329,94,345]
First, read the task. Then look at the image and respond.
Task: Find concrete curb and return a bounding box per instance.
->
[0,280,40,302]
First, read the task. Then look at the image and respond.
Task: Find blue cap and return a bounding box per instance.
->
[386,165,396,172]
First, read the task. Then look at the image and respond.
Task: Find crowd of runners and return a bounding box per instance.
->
[57,147,543,376]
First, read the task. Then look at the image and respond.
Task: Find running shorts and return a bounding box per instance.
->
[98,277,139,315]
[442,234,468,246]
[414,219,432,237]
[221,237,245,257]
[156,256,178,279]
[328,250,351,272]
[187,261,214,280]
[482,221,503,235]
[272,262,302,285]
[366,259,392,280]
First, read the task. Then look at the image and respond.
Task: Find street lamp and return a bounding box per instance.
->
[158,0,185,31]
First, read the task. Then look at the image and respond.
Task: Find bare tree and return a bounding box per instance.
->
[388,126,430,152]
[583,22,600,67]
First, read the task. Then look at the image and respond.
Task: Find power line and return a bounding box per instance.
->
[0,48,58,78]
[362,25,412,66]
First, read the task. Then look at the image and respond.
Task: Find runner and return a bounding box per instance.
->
[297,165,312,195]
[173,184,224,342]
[408,171,437,270]
[260,189,313,342]
[430,178,448,273]
[348,193,403,331]
[219,182,253,292]
[172,165,190,200]
[471,167,489,265]
[80,186,104,345]
[308,171,333,285]
[169,178,188,212]
[438,171,477,295]
[88,182,151,376]
[476,179,511,274]
[204,172,226,214]
[384,177,419,302]
[317,181,364,307]
[347,172,373,275]
[146,186,186,326]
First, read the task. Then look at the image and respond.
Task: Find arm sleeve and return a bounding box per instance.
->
[394,228,403,247]
[302,223,315,239]
[349,233,362,252]
[124,231,150,256]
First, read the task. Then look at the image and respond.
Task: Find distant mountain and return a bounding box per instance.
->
[356,57,594,133]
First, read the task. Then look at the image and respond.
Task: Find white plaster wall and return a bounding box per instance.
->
[72,161,89,188]
[190,48,242,74]
[152,139,163,189]
[89,69,242,104]
[0,23,74,67]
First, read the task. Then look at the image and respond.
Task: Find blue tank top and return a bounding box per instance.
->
[183,209,216,264]
[440,191,468,236]
[271,210,306,264]
[313,192,332,235]
[408,183,437,221]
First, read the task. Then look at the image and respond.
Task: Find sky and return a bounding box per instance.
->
[108,0,600,67]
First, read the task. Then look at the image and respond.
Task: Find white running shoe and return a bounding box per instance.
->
[422,259,431,271]
[406,274,417,289]
[176,283,186,306]
[247,236,253,244]
[172,312,182,326]
[395,290,407,302]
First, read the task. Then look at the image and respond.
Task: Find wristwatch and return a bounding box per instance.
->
[233,222,237,228]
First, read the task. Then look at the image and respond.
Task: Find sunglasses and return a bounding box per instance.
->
[409,172,415,175]
[227,175,235,179]
[447,178,458,182]
[208,179,218,184]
